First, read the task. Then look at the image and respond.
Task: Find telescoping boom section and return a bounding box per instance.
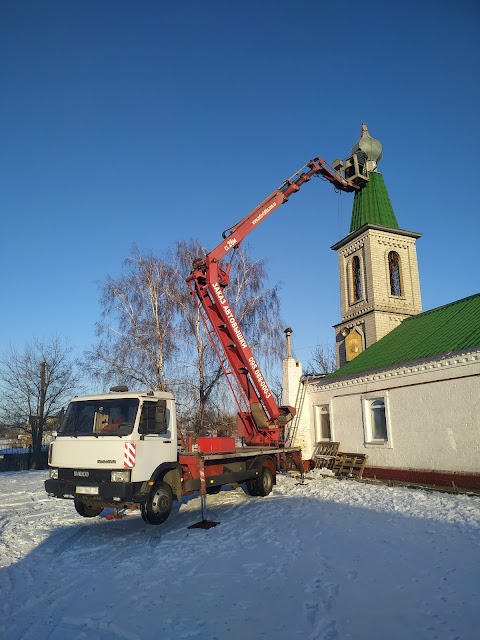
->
[186,157,358,447]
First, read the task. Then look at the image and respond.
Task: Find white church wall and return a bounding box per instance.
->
[281,357,317,461]
[292,402,315,461]
[306,351,480,473]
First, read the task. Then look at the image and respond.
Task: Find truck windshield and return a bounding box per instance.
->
[58,398,139,436]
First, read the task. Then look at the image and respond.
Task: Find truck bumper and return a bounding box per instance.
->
[44,479,148,503]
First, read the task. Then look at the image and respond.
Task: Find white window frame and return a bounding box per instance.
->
[362,393,393,448]
[314,403,333,442]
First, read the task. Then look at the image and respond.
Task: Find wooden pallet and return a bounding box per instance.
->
[312,442,340,471]
[333,452,367,479]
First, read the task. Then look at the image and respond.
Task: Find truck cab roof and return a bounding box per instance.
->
[69,390,175,403]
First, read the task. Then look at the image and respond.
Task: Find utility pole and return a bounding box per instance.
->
[33,361,47,469]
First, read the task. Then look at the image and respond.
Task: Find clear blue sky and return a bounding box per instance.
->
[1,0,479,367]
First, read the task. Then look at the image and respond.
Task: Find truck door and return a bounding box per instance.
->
[133,399,177,481]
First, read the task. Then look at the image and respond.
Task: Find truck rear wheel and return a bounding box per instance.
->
[257,466,274,496]
[74,498,103,518]
[246,478,259,496]
[141,481,173,525]
[247,466,274,497]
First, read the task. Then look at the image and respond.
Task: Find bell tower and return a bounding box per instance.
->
[331,124,422,368]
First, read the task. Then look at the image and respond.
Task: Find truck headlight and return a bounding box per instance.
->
[49,468,59,479]
[111,470,131,483]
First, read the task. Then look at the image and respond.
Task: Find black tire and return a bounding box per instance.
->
[246,465,274,497]
[74,498,103,518]
[246,477,259,496]
[140,481,173,525]
[257,466,274,497]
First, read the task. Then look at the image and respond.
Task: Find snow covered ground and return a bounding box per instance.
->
[1,470,479,640]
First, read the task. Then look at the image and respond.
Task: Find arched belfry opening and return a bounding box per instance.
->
[351,255,362,303]
[388,251,402,297]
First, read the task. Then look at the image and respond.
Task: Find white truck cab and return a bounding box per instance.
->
[45,389,181,523]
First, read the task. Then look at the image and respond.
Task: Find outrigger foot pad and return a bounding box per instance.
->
[188,519,220,529]
[105,508,127,520]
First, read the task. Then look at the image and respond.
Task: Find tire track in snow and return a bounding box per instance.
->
[0,514,8,535]
[0,497,51,510]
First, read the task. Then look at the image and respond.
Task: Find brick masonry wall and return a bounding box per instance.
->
[335,227,422,366]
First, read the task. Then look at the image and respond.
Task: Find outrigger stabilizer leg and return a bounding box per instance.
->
[187,457,220,529]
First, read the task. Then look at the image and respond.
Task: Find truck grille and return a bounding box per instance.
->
[59,469,112,482]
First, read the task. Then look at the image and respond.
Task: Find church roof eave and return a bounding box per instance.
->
[312,347,480,388]
[331,223,422,251]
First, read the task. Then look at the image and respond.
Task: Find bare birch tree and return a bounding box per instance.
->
[0,337,80,468]
[167,239,220,434]
[307,343,337,374]
[83,247,177,391]
[85,242,285,437]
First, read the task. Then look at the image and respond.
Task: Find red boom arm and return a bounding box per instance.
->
[186,157,357,446]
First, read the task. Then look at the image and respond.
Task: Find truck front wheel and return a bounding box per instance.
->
[74,498,103,518]
[140,481,173,525]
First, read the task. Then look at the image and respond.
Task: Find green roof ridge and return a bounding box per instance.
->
[329,293,480,378]
[350,172,399,233]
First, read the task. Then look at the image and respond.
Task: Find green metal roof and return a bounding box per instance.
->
[329,293,480,378]
[350,172,399,233]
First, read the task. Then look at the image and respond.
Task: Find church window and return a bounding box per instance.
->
[351,256,362,302]
[388,251,402,297]
[315,405,331,441]
[364,397,389,443]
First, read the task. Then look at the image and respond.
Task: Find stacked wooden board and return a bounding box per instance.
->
[312,442,367,480]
